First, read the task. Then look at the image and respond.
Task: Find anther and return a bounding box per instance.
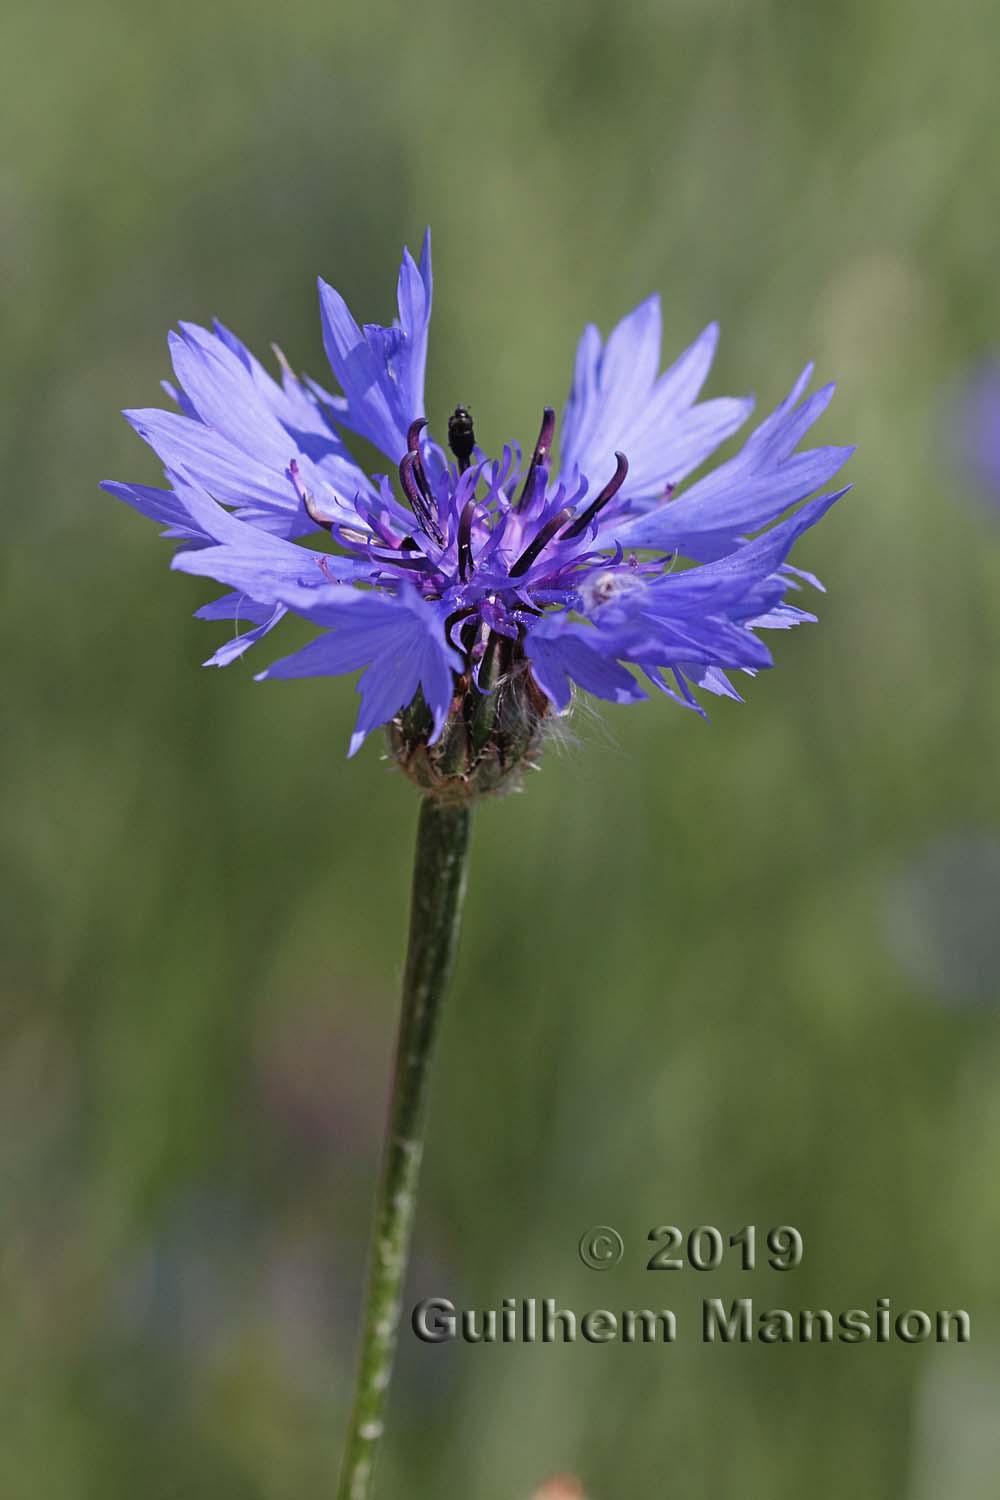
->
[448,406,476,472]
[516,407,556,509]
[561,452,629,539]
[408,420,442,525]
[444,604,478,650]
[509,507,574,578]
[399,451,445,547]
[457,499,477,582]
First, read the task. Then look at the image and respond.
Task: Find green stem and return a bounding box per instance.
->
[336,795,474,1500]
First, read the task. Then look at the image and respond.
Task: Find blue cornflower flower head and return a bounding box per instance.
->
[952,357,1000,509]
[105,232,853,797]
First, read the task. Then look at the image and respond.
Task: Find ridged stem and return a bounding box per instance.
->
[336,796,473,1500]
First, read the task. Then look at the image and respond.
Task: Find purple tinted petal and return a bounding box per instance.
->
[561,306,754,504]
[170,327,318,473]
[160,378,199,420]
[561,302,663,477]
[256,585,459,754]
[101,479,205,539]
[614,364,854,556]
[636,488,848,618]
[195,592,278,624]
[172,541,359,599]
[524,616,647,710]
[687,665,744,701]
[318,235,432,463]
[203,604,287,667]
[646,321,720,422]
[254,628,377,680]
[641,663,707,714]
[124,408,299,517]
[620,395,753,496]
[394,229,433,412]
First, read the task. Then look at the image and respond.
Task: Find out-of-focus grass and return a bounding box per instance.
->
[2,0,1000,1496]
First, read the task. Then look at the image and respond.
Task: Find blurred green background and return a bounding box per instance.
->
[3,0,1000,1496]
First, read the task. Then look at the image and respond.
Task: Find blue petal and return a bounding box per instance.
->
[164,471,364,595]
[126,318,369,539]
[318,231,433,463]
[203,604,287,667]
[640,487,849,616]
[123,407,327,537]
[255,584,460,756]
[195,592,278,624]
[101,479,207,541]
[524,615,648,711]
[615,371,854,557]
[535,488,849,712]
[560,302,754,504]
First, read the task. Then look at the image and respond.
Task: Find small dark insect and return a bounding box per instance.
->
[447,405,476,472]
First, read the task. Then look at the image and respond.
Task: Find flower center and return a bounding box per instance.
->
[388,409,632,598]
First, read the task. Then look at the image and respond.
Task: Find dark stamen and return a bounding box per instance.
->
[515,407,556,509]
[448,406,476,472]
[457,499,477,582]
[443,604,479,651]
[561,451,629,539]
[362,543,434,572]
[399,451,445,547]
[406,419,441,530]
[509,507,574,578]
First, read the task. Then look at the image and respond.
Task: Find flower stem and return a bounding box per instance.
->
[336,795,474,1500]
